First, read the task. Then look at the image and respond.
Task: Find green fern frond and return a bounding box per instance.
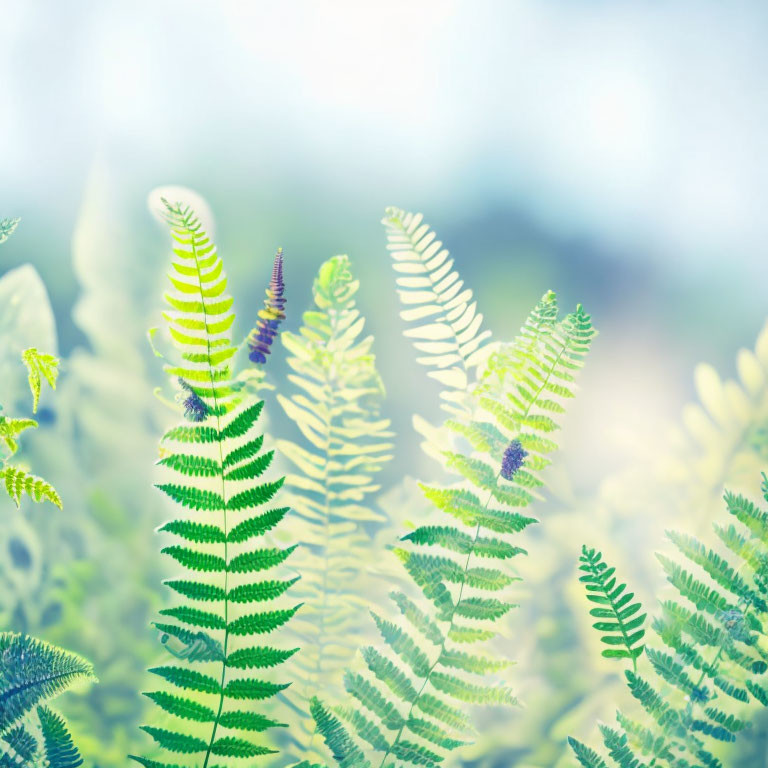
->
[1,724,37,768]
[382,207,492,418]
[314,289,595,766]
[37,707,84,768]
[578,546,646,670]
[311,697,370,768]
[135,198,298,768]
[0,465,61,508]
[0,632,96,733]
[275,254,393,752]
[21,347,59,413]
[0,218,20,246]
[571,481,768,766]
[0,415,37,455]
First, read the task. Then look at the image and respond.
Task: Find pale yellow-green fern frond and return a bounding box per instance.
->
[276,254,394,759]
[22,347,59,414]
[383,207,492,420]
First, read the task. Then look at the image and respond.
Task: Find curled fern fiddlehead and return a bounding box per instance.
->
[276,254,393,755]
[313,263,596,766]
[570,478,768,767]
[132,200,299,768]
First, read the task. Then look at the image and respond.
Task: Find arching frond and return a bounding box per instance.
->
[383,207,492,418]
[571,478,768,767]
[315,291,596,767]
[0,465,62,509]
[0,632,95,733]
[133,199,298,768]
[38,706,84,768]
[276,254,393,756]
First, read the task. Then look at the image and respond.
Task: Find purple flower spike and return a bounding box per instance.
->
[178,378,209,422]
[248,248,287,365]
[501,439,528,480]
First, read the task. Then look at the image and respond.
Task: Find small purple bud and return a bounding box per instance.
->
[177,378,209,422]
[501,440,528,480]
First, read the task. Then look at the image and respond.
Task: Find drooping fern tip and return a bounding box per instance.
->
[248,248,286,364]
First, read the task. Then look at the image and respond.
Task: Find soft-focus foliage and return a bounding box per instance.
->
[276,254,393,759]
[571,482,768,767]
[311,212,596,768]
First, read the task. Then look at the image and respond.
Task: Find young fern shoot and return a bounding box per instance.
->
[579,547,646,672]
[132,201,299,768]
[276,255,394,753]
[570,479,768,768]
[312,288,596,768]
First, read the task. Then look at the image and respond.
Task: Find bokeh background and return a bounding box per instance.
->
[2,1,768,766]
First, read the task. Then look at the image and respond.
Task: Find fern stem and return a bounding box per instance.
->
[181,216,230,768]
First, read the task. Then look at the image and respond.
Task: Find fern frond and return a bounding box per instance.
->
[1,724,37,767]
[571,481,768,766]
[275,254,393,754]
[0,633,95,733]
[38,706,84,768]
[315,287,595,766]
[0,415,37,455]
[579,546,646,670]
[382,207,492,419]
[135,198,298,768]
[0,218,20,245]
[0,465,61,509]
[21,347,59,413]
